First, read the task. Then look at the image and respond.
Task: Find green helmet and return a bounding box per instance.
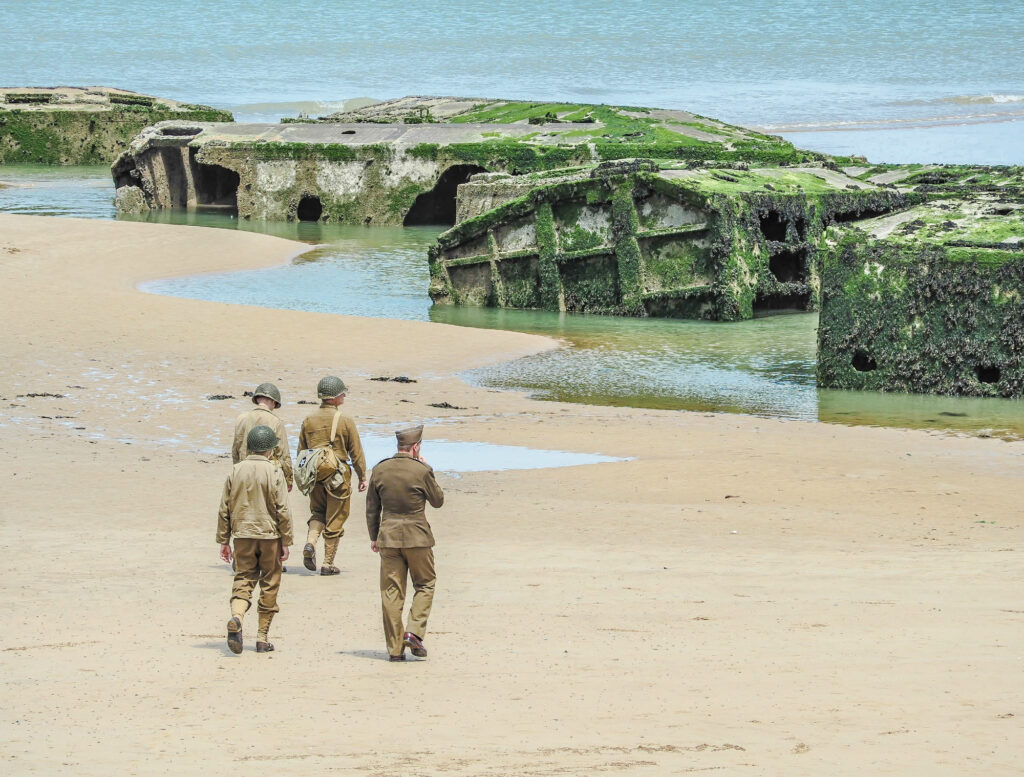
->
[246,424,278,453]
[317,375,348,399]
[252,382,282,409]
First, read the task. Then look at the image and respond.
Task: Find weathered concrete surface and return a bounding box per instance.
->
[0,87,231,165]
[430,160,907,321]
[112,119,601,222]
[818,197,1024,397]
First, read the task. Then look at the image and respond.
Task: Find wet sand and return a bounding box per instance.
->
[1,213,1021,775]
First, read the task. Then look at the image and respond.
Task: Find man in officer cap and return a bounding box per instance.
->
[366,424,445,661]
[217,425,293,654]
[232,382,293,492]
[298,375,366,575]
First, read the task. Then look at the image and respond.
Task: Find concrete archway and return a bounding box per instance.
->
[403,164,487,226]
[297,194,323,222]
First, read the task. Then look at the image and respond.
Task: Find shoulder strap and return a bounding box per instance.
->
[330,408,342,443]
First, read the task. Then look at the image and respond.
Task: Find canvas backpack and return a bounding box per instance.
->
[294,410,350,496]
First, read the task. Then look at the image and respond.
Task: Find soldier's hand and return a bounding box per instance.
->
[287,483,293,492]
[370,541,379,553]
[219,544,233,563]
[280,545,290,562]
[358,480,368,493]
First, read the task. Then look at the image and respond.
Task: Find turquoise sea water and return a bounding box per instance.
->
[2,0,1023,162]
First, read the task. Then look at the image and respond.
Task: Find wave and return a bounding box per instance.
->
[890,94,1024,107]
[759,109,1024,133]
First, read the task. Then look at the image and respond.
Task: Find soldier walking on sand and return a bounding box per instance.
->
[217,425,293,654]
[232,382,294,491]
[366,425,445,661]
[298,376,366,575]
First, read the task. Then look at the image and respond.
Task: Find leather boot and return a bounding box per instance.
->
[321,536,340,575]
[256,611,274,651]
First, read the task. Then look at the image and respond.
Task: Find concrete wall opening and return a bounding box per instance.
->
[768,248,807,283]
[159,126,203,137]
[404,164,487,226]
[753,290,811,314]
[194,163,239,212]
[759,211,788,242]
[976,365,1001,383]
[852,349,878,372]
[297,194,323,222]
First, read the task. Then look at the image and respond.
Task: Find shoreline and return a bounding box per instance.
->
[2,214,1022,775]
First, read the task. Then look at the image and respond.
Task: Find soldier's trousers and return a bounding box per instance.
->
[379,546,435,657]
[231,538,282,615]
[308,480,350,540]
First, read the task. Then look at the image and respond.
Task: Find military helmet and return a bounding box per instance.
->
[252,382,282,409]
[246,424,278,453]
[317,375,348,399]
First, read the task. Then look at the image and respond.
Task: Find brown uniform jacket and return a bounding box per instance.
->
[297,402,366,482]
[366,453,445,548]
[232,406,294,487]
[216,455,294,546]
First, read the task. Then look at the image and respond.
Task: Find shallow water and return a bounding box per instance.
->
[359,436,625,473]
[0,166,115,218]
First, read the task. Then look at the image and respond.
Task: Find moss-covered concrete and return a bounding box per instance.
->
[429,160,909,321]
[817,199,1024,397]
[0,87,231,165]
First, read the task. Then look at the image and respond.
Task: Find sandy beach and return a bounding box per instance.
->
[1,213,1021,775]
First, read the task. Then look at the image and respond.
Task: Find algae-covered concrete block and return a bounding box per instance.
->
[112,96,820,226]
[817,199,1024,396]
[429,160,907,320]
[0,87,231,165]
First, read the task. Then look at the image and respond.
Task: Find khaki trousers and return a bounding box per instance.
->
[308,479,350,540]
[231,538,282,615]
[379,546,435,657]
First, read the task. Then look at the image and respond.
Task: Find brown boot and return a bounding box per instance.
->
[257,611,274,644]
[302,542,317,572]
[256,641,275,653]
[226,616,243,654]
[321,537,340,575]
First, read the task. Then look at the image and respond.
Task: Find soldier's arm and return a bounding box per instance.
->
[346,418,367,482]
[423,468,445,509]
[271,469,293,546]
[297,420,309,452]
[365,472,382,541]
[216,474,233,544]
[275,418,294,487]
[231,416,244,464]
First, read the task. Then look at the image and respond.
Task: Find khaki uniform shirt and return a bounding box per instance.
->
[232,406,294,487]
[297,402,366,482]
[216,455,294,546]
[366,453,445,548]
